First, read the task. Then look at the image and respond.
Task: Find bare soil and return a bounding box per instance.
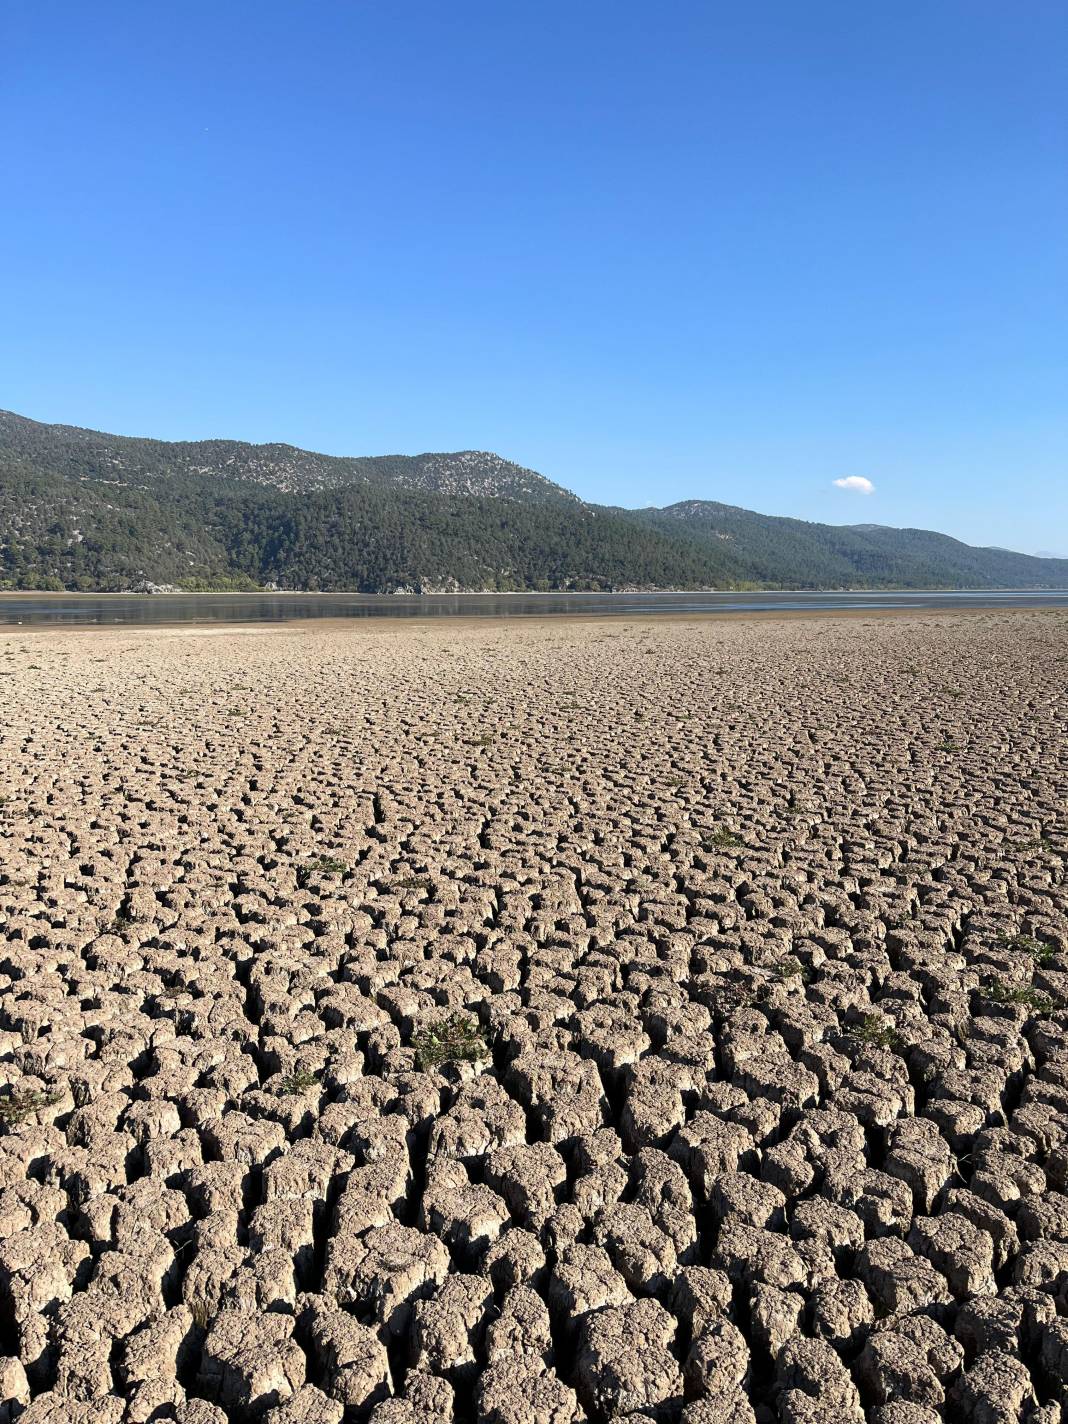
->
[1,609,1066,1423]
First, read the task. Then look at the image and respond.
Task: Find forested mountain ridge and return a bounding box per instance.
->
[630,500,1068,591]
[0,470,735,593]
[1,409,1065,592]
[0,409,577,503]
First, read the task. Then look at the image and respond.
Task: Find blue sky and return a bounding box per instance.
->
[3,2,1065,553]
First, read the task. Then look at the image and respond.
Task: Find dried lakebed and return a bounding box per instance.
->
[0,610,1066,1424]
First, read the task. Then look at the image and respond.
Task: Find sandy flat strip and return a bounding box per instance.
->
[6,598,1068,640]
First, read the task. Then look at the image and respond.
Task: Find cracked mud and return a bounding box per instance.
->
[1,609,1066,1423]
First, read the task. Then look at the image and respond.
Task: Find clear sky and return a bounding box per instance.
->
[3,2,1065,553]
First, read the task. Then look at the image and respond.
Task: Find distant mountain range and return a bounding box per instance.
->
[1,408,1065,593]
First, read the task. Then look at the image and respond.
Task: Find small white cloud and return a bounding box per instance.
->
[833,476,875,494]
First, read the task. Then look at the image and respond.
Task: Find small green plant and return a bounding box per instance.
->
[412,1014,489,1072]
[847,1014,901,1049]
[936,740,956,752]
[702,828,745,851]
[276,1070,321,1096]
[771,956,811,983]
[396,875,432,893]
[0,1087,62,1126]
[704,982,756,1016]
[997,931,1055,963]
[984,981,1057,1014]
[297,856,348,886]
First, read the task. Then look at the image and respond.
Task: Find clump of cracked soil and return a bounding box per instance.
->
[0,608,1066,1424]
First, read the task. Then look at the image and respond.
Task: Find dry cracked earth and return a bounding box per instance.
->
[1,609,1067,1424]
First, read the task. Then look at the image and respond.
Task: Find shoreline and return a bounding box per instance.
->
[4,603,1067,638]
[3,585,1068,599]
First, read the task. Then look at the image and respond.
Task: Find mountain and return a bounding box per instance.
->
[1,409,1065,593]
[0,409,576,503]
[630,500,1068,591]
[0,411,723,592]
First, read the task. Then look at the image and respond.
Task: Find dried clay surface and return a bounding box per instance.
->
[0,609,1066,1424]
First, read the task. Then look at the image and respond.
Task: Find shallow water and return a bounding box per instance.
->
[3,588,1068,626]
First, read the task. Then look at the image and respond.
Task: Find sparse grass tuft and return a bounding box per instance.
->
[412,1014,489,1072]
[702,828,745,851]
[770,956,811,983]
[997,931,1056,964]
[984,980,1057,1014]
[0,1086,62,1126]
[1016,834,1055,854]
[276,1070,321,1096]
[847,1013,901,1049]
[297,856,348,886]
[396,875,432,893]
[704,982,756,1016]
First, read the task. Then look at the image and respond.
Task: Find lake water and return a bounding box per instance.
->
[3,589,1068,626]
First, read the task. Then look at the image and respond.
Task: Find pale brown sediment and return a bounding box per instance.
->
[0,609,1065,1422]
